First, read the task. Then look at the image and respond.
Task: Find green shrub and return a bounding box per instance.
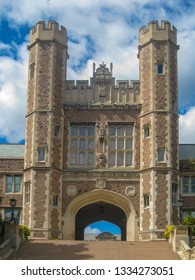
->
[182,216,195,236]
[18,225,30,240]
[163,225,175,239]
[182,216,195,225]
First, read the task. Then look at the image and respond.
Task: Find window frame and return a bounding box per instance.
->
[5,175,22,194]
[37,147,46,162]
[24,181,31,204]
[29,62,35,80]
[157,62,164,75]
[4,209,20,224]
[52,194,59,207]
[69,123,96,168]
[183,210,195,218]
[181,176,195,195]
[172,184,178,205]
[107,123,134,168]
[157,147,165,162]
[144,194,150,208]
[54,125,61,138]
[144,125,150,139]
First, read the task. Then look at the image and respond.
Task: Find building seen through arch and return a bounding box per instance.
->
[84,221,121,240]
[0,20,195,241]
[76,202,126,240]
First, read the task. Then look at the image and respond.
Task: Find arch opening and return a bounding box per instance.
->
[84,220,121,240]
[75,202,126,240]
[63,189,138,241]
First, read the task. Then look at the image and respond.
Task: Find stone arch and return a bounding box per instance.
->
[62,189,138,241]
[76,202,126,240]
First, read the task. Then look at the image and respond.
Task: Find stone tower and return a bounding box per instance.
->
[23,21,68,238]
[138,21,179,239]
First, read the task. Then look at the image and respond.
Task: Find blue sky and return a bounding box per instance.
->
[1,1,195,143]
[84,221,121,236]
[1,0,195,232]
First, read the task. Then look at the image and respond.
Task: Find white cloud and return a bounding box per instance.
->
[1,1,195,142]
[179,108,195,144]
[0,42,11,51]
[178,29,195,109]
[84,226,101,235]
[0,43,28,142]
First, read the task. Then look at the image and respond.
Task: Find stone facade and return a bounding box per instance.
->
[0,159,23,210]
[0,20,194,241]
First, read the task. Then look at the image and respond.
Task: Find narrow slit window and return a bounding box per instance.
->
[157,63,164,75]
[38,147,46,162]
[54,126,60,137]
[144,194,150,208]
[158,148,165,162]
[144,126,150,138]
[52,194,59,207]
[25,182,31,204]
[30,63,35,79]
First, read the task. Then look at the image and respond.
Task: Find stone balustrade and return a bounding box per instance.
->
[0,239,13,259]
[169,225,195,260]
[180,240,195,260]
[0,224,24,259]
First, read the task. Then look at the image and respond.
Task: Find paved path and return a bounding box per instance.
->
[9,239,181,260]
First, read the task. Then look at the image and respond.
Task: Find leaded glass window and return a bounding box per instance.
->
[108,124,134,167]
[69,124,95,167]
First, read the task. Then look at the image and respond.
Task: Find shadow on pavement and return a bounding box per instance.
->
[9,240,93,260]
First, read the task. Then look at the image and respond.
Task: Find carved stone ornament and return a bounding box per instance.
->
[99,123,105,141]
[97,153,106,168]
[96,179,106,189]
[125,186,135,196]
[66,185,77,196]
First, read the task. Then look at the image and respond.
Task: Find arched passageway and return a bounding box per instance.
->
[75,202,126,240]
[62,189,138,241]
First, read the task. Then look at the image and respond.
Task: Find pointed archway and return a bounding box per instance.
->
[62,189,138,241]
[75,202,126,240]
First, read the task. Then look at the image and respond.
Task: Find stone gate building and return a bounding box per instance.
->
[0,20,195,241]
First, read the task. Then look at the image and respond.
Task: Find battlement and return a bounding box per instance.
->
[65,79,140,89]
[64,77,140,106]
[139,20,177,46]
[29,21,67,47]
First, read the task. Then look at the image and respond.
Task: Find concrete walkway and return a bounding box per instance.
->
[9,239,181,260]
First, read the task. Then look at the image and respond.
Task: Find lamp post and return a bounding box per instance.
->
[177,198,184,224]
[9,198,17,224]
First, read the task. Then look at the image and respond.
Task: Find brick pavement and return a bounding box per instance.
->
[9,239,181,260]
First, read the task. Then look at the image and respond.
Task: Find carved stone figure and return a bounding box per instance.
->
[97,153,106,168]
[99,123,105,141]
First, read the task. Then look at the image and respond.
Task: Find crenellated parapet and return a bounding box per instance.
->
[65,78,139,91]
[139,20,177,47]
[29,21,67,48]
[64,77,140,105]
